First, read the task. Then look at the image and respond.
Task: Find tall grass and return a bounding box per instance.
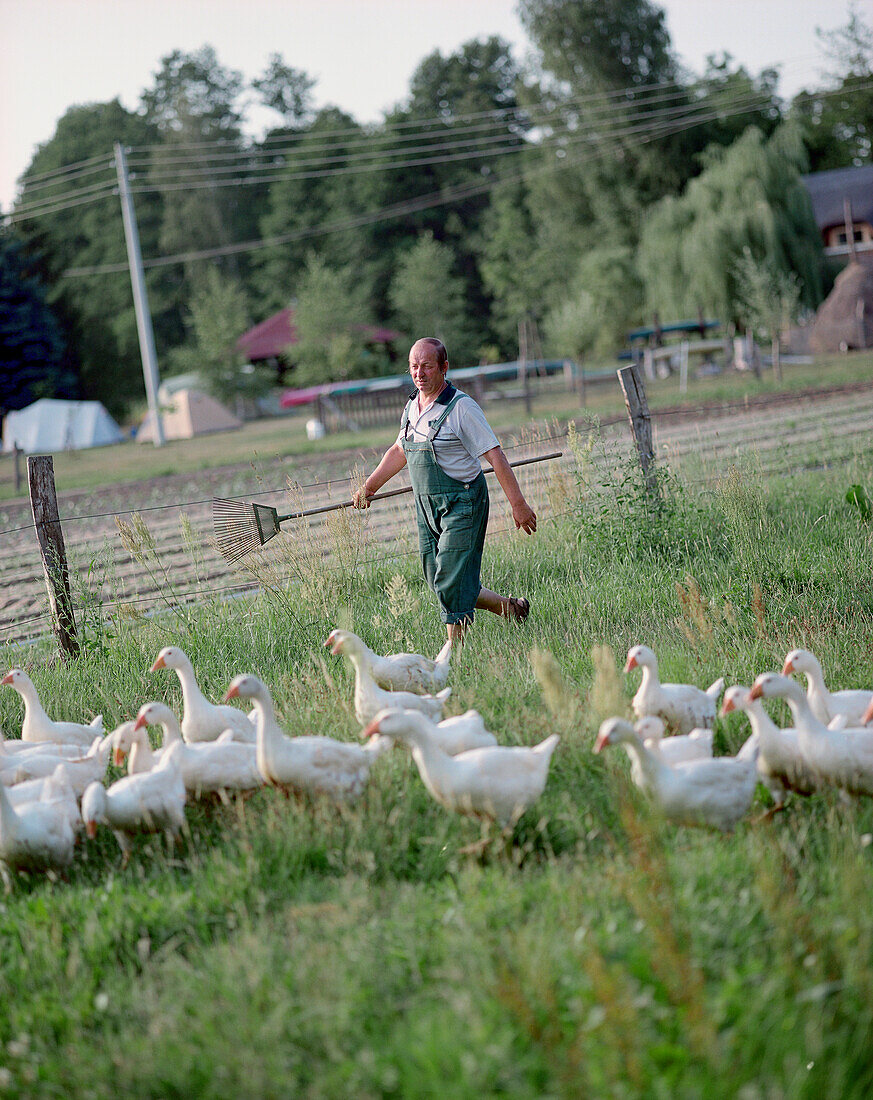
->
[1,438,873,1096]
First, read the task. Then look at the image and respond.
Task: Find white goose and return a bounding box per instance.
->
[130,702,262,795]
[225,674,389,803]
[721,684,821,807]
[80,743,187,866]
[324,629,452,694]
[0,777,76,886]
[1,669,103,747]
[624,645,724,733]
[749,672,873,797]
[635,716,713,764]
[326,631,451,724]
[0,734,110,794]
[150,646,256,743]
[595,717,758,831]
[361,707,498,757]
[7,765,82,835]
[362,707,559,829]
[782,648,873,727]
[0,733,96,759]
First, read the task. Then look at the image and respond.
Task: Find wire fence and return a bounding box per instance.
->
[3,385,873,649]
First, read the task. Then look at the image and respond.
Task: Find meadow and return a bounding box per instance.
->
[2,362,873,1096]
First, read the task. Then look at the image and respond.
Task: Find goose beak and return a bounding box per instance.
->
[863,699,873,726]
[361,716,382,739]
[133,714,148,732]
[323,633,335,649]
[624,655,637,672]
[150,655,166,672]
[223,685,239,702]
[113,747,126,766]
[781,659,794,675]
[593,730,610,754]
[85,821,97,839]
[0,672,13,686]
[720,698,735,715]
[748,682,764,701]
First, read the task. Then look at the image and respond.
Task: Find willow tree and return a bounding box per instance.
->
[637,123,824,322]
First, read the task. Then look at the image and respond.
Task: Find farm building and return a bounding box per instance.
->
[235,306,401,380]
[802,164,873,263]
[2,398,124,453]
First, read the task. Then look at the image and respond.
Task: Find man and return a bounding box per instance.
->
[353,337,537,641]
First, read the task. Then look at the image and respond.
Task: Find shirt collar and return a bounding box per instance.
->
[409,380,456,404]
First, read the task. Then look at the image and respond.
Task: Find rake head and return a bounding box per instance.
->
[212,497,281,564]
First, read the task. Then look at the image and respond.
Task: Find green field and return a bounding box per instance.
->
[2,361,873,1096]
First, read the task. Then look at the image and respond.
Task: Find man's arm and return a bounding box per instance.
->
[352,442,408,508]
[481,445,537,534]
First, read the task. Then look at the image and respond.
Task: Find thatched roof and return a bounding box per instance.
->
[810,261,873,353]
[802,165,873,233]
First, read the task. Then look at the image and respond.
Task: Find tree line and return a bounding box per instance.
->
[2,0,871,418]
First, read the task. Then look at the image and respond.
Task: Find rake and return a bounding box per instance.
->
[213,450,563,564]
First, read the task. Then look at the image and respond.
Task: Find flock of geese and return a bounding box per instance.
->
[597,643,873,831]
[1,633,871,888]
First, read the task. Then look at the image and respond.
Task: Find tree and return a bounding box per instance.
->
[252,53,316,128]
[13,100,164,415]
[389,233,477,364]
[544,245,643,360]
[519,0,677,92]
[141,47,258,288]
[168,267,271,410]
[291,255,373,386]
[0,230,76,415]
[637,123,824,322]
[792,4,873,168]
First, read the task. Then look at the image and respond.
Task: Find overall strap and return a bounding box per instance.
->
[426,392,464,441]
[400,398,414,439]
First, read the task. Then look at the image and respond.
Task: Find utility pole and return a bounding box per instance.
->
[114,142,164,446]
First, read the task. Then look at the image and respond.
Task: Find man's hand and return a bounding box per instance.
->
[352,486,372,509]
[512,501,537,534]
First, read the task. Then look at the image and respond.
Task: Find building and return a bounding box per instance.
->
[802,164,873,263]
[235,306,401,381]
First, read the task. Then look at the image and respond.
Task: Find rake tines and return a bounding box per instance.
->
[212,497,265,565]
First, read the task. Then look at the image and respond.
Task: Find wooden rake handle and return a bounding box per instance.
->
[276,450,563,523]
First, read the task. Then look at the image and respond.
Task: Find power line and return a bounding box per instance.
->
[56,88,783,276]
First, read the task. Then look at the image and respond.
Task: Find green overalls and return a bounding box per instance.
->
[401,391,489,625]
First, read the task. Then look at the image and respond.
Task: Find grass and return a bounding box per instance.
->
[2,349,871,503]
[2,389,873,1095]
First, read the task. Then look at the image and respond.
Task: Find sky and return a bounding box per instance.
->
[0,0,853,212]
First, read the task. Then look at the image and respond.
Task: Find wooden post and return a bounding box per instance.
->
[844,197,858,264]
[617,364,657,493]
[679,340,689,394]
[771,335,782,382]
[13,444,23,494]
[28,455,79,660]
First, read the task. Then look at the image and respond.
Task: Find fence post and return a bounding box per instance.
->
[13,444,23,493]
[28,455,79,660]
[617,364,658,493]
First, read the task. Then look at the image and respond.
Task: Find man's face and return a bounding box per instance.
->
[409,343,447,398]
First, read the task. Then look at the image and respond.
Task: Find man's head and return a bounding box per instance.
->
[409,338,449,398]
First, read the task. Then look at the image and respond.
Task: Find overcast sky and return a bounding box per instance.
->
[0,0,851,212]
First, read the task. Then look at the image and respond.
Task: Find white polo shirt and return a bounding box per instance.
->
[398,385,500,483]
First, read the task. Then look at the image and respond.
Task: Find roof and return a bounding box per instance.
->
[236,307,298,361]
[801,164,873,231]
[236,306,402,362]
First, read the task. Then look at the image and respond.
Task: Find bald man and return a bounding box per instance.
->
[354,337,536,641]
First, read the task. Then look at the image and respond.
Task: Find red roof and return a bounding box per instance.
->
[236,306,401,362]
[236,307,298,361]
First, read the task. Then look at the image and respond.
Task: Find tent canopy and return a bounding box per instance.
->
[137,388,242,443]
[2,398,124,454]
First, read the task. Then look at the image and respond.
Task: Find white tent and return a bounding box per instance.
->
[2,398,124,454]
[137,388,242,443]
